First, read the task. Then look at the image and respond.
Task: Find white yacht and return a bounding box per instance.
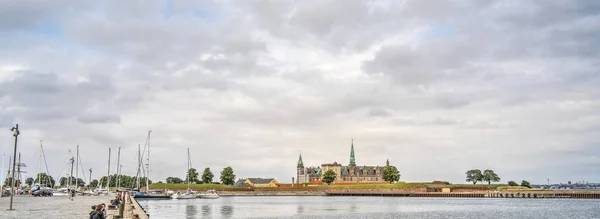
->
[171,148,197,200]
[171,190,197,199]
[197,189,219,199]
[52,188,69,196]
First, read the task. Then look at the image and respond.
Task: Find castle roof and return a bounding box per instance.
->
[247,178,276,184]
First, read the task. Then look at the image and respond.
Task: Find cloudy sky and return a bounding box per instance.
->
[0,0,599,185]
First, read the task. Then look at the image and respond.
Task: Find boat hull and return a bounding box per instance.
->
[134,195,170,199]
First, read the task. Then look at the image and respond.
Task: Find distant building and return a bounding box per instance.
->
[245,178,279,187]
[296,139,389,184]
[233,179,247,187]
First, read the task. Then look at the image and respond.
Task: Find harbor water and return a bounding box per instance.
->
[138,196,600,219]
[1,196,599,218]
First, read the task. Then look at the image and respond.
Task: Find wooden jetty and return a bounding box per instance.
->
[106,192,150,219]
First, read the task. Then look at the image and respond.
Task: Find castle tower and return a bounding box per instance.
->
[349,139,356,166]
[296,153,305,184]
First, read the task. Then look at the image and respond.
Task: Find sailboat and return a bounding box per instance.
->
[134,131,170,199]
[31,140,53,197]
[93,148,111,196]
[171,148,196,199]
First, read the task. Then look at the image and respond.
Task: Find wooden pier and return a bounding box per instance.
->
[325,190,600,199]
[106,192,150,219]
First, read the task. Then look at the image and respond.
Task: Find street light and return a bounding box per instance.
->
[8,124,20,210]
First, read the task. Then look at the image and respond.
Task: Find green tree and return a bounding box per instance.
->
[186,168,199,184]
[508,181,518,186]
[25,177,34,187]
[383,166,400,183]
[35,173,55,187]
[90,179,99,187]
[202,168,214,184]
[166,177,184,184]
[521,180,531,188]
[322,169,337,185]
[482,169,501,185]
[465,169,483,185]
[3,177,21,187]
[220,166,236,185]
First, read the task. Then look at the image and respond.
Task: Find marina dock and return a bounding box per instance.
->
[106,192,150,219]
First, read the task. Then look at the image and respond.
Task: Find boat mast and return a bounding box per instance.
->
[106,148,111,191]
[37,140,42,186]
[68,151,74,191]
[40,144,52,187]
[146,130,151,192]
[116,147,121,191]
[136,144,141,190]
[76,145,79,190]
[187,148,190,191]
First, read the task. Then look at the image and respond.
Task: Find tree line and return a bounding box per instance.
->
[466,169,532,188]
[465,169,501,185]
[166,166,236,185]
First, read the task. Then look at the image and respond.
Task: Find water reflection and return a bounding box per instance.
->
[220,205,234,218]
[202,204,211,217]
[350,202,357,212]
[297,205,304,214]
[185,204,197,219]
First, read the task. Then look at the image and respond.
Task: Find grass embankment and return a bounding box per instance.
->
[149,182,508,191]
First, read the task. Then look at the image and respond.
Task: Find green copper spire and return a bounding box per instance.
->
[350,139,356,165]
[297,153,304,166]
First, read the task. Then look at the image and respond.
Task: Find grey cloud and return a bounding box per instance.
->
[367,108,392,118]
[77,114,121,124]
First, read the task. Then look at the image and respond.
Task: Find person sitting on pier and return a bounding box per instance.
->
[111,198,121,208]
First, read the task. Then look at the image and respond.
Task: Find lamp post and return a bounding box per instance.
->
[9,124,20,210]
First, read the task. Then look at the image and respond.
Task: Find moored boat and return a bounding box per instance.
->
[197,189,219,199]
[171,190,197,199]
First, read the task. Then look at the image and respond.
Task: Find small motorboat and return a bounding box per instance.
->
[171,190,197,199]
[31,185,53,197]
[52,188,69,196]
[134,190,170,199]
[197,189,219,199]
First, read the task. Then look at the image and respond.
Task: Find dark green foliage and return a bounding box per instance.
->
[521,180,531,188]
[508,181,518,186]
[35,173,55,187]
[202,168,214,184]
[25,177,34,187]
[186,168,199,184]
[90,179,99,187]
[166,177,184,184]
[322,169,337,185]
[465,169,483,185]
[98,174,151,188]
[220,166,236,185]
[3,177,20,187]
[383,166,400,183]
[482,169,501,185]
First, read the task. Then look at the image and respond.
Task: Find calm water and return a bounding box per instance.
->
[139,196,600,219]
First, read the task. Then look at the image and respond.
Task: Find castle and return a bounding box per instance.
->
[296,140,389,184]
